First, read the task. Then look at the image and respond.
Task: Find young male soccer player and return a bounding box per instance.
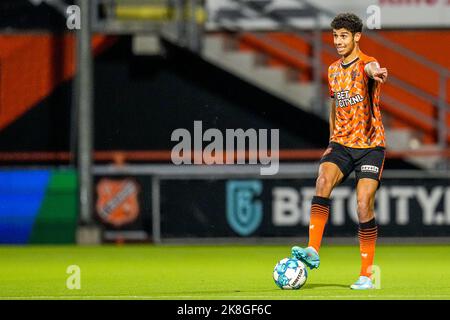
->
[291,13,388,290]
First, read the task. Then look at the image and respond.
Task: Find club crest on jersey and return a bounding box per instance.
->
[335,90,364,108]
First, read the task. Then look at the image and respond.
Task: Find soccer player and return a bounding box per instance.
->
[291,13,388,290]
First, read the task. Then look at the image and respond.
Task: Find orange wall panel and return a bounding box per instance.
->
[0,34,115,130]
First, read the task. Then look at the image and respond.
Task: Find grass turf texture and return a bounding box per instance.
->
[0,244,449,300]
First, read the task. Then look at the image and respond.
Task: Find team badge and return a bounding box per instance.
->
[96,179,140,227]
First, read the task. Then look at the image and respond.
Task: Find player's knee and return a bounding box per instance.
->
[357,199,370,215]
[315,175,334,196]
[357,196,374,219]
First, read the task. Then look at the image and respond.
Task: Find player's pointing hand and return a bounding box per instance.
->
[373,67,388,83]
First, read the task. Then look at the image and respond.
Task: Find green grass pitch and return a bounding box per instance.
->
[1,244,449,300]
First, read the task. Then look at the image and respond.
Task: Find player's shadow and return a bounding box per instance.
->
[303,283,348,289]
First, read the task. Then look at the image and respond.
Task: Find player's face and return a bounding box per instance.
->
[333,28,360,57]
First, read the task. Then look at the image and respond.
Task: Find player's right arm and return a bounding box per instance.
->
[329,99,335,140]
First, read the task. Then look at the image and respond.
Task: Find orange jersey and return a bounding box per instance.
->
[328,51,385,148]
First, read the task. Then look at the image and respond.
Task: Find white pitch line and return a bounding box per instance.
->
[2,295,450,299]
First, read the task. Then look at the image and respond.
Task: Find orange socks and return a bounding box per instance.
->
[358,218,378,277]
[307,196,331,253]
[306,196,378,278]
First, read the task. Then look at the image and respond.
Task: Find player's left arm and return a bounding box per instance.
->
[364,61,388,83]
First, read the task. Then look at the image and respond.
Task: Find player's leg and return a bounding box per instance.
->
[291,162,345,269]
[350,178,378,289]
[307,162,344,252]
[292,143,351,269]
[351,147,385,289]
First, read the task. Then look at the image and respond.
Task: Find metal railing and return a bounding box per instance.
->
[90,0,206,48]
[297,0,449,149]
[206,0,449,152]
[295,32,443,137]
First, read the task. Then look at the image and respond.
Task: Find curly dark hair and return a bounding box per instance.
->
[331,13,363,34]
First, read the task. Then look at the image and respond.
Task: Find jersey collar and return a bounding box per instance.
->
[341,56,360,69]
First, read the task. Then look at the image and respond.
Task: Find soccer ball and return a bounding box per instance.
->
[273,257,308,290]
